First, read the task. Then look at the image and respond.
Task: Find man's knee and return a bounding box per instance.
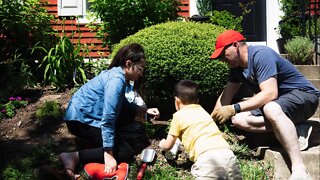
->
[231,112,250,128]
[263,102,283,123]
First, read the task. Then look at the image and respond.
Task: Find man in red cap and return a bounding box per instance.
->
[210,30,319,180]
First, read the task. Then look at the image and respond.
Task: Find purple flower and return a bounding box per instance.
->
[1,109,6,113]
[16,97,22,101]
[9,97,15,101]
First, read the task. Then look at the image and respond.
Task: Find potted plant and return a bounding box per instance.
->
[276,0,302,54]
[284,36,315,65]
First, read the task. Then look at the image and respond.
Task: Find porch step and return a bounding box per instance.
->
[295,65,320,80]
[295,65,320,118]
[252,118,320,179]
[261,146,320,179]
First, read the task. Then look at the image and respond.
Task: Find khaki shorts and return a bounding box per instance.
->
[191,148,242,180]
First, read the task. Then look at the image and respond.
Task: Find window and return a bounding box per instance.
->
[58,0,99,23]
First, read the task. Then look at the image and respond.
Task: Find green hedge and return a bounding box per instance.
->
[112,21,229,117]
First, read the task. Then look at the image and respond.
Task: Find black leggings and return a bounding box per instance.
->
[66,121,148,164]
[66,121,103,147]
[78,141,136,164]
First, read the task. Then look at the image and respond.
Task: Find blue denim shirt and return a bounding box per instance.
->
[64,67,138,149]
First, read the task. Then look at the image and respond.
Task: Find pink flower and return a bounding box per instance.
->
[16,97,22,101]
[9,97,15,101]
[1,109,6,113]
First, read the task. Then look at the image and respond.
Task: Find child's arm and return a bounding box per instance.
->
[159,134,177,150]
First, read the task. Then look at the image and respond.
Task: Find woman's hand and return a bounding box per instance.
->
[104,151,117,174]
[146,108,160,120]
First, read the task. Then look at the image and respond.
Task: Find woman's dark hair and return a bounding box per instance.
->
[108,43,146,69]
[174,80,199,104]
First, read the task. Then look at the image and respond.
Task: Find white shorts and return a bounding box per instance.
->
[191,148,242,180]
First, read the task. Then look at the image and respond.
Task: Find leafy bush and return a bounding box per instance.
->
[285,36,314,65]
[0,0,54,97]
[89,0,180,46]
[112,22,228,117]
[0,0,54,61]
[35,100,62,120]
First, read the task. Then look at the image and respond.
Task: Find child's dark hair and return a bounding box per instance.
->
[174,80,199,104]
[108,43,146,69]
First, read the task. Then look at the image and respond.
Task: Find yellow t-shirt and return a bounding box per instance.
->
[168,104,230,162]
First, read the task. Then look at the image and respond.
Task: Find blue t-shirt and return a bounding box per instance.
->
[229,46,320,97]
[64,66,138,149]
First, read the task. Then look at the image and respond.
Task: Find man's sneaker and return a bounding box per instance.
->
[289,170,312,180]
[296,123,313,151]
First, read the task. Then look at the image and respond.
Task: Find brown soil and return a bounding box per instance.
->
[0,87,75,175]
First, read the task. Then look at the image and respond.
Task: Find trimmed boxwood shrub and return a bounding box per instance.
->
[112,21,229,118]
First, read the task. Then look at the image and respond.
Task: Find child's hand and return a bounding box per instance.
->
[159,139,166,149]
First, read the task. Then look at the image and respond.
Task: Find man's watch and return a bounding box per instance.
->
[233,103,241,113]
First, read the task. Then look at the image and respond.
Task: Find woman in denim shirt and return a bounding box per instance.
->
[59,43,160,179]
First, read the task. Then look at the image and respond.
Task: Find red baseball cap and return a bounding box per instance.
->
[210,30,245,59]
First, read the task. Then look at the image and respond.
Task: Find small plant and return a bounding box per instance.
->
[285,36,314,65]
[0,97,28,120]
[2,158,34,179]
[35,100,62,120]
[34,32,88,90]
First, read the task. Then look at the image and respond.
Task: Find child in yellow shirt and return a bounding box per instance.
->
[159,80,242,179]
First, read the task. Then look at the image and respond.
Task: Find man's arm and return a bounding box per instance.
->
[238,76,278,112]
[212,77,278,124]
[213,82,241,111]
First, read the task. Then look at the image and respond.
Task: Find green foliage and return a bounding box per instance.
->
[35,100,62,120]
[0,97,28,120]
[0,0,54,61]
[239,159,273,180]
[207,10,243,32]
[278,0,303,38]
[34,32,88,90]
[112,22,228,115]
[205,1,255,32]
[224,129,273,179]
[285,36,314,65]
[0,52,33,100]
[0,0,54,98]
[197,0,212,15]
[1,143,56,180]
[83,58,111,79]
[89,0,180,45]
[2,158,35,179]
